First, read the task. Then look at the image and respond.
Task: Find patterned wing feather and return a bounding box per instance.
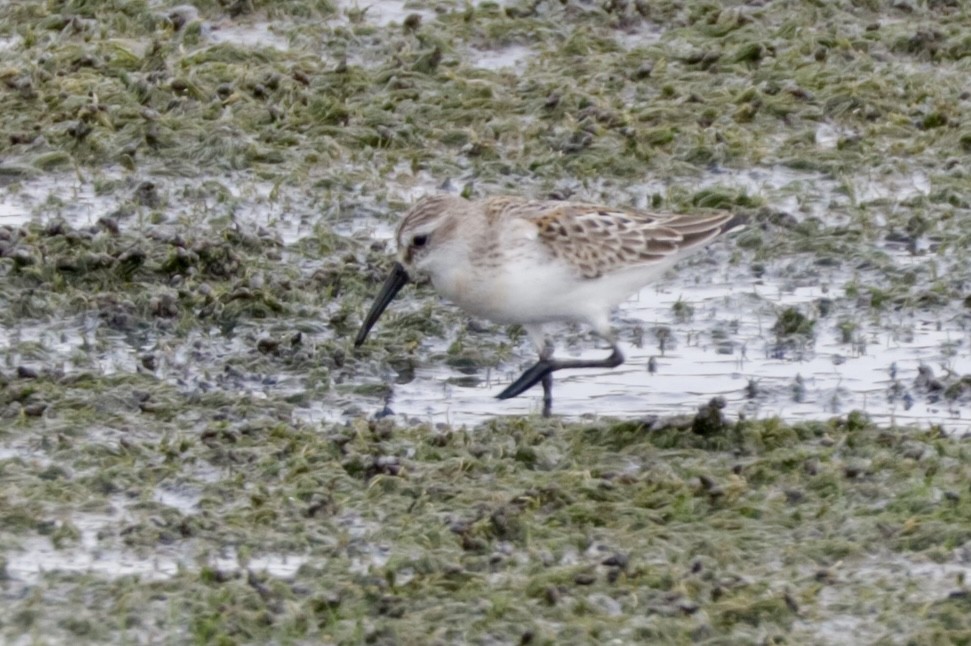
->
[526,203,739,279]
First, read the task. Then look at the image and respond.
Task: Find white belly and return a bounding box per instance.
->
[433,254,671,327]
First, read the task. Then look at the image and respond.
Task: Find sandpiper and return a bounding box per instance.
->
[354,194,745,416]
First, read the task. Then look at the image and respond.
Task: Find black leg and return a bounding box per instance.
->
[541,372,553,418]
[497,343,625,404]
[539,338,554,417]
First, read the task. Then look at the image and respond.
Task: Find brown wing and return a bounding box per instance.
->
[520,202,740,279]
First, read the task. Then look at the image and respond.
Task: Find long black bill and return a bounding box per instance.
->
[354,262,410,347]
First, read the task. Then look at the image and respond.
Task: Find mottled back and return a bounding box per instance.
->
[485,198,740,279]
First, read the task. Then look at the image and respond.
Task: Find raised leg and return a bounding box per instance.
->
[497,336,625,409]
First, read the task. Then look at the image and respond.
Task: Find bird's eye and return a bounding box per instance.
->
[412,234,429,248]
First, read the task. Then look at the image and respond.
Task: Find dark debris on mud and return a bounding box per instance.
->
[2,0,971,643]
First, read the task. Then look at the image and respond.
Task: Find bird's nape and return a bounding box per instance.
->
[354,262,410,347]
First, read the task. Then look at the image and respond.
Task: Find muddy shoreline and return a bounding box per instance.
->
[1,0,970,642]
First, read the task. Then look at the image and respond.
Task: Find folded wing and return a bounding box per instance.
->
[526,203,741,279]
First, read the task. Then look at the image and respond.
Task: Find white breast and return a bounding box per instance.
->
[426,216,680,327]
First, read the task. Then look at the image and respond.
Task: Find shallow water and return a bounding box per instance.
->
[3,161,967,432]
[355,271,970,430]
[331,165,971,431]
[796,552,971,644]
[1,1,969,641]
[5,518,308,584]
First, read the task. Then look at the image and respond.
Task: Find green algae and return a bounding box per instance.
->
[5,389,971,643]
[1,0,971,642]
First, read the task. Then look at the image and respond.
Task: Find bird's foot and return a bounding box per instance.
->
[497,360,555,401]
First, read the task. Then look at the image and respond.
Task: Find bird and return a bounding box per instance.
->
[354,194,745,417]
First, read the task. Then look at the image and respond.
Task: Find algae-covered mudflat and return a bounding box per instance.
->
[1,0,970,643]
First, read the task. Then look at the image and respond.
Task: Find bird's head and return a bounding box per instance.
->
[354,194,462,346]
